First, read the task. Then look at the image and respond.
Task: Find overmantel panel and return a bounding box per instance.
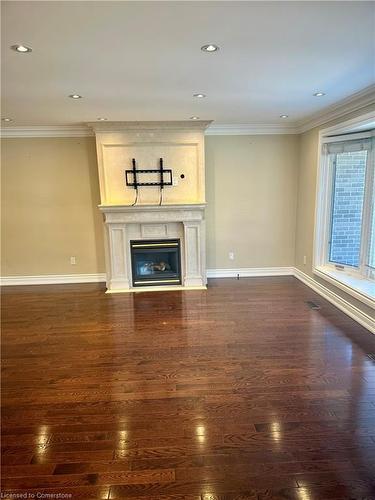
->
[90,121,211,207]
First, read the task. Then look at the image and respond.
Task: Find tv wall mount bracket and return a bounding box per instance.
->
[125,158,173,189]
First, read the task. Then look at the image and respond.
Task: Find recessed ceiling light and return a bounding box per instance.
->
[190,116,200,120]
[201,44,219,53]
[193,93,206,98]
[11,44,32,53]
[69,94,83,99]
[280,114,289,119]
[2,117,13,122]
[313,91,326,97]
[97,117,107,121]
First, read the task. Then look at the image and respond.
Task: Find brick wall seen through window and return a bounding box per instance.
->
[329,150,367,267]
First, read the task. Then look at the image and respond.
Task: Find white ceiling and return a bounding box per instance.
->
[1,1,375,127]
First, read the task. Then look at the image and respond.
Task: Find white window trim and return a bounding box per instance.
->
[314,267,374,308]
[314,111,375,310]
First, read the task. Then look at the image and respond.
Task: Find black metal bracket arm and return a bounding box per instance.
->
[125,158,173,189]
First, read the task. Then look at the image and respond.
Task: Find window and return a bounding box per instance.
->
[315,125,375,304]
[329,148,367,268]
[327,137,374,278]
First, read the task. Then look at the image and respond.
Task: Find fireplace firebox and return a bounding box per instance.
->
[130,239,182,287]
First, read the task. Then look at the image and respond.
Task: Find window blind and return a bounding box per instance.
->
[326,137,372,154]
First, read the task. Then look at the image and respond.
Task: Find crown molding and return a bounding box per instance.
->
[205,123,299,135]
[296,84,375,133]
[1,122,299,137]
[1,86,375,139]
[0,125,94,138]
[88,120,213,133]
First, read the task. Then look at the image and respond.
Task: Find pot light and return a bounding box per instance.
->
[2,117,13,122]
[11,44,32,53]
[69,94,82,99]
[280,114,289,119]
[201,44,219,53]
[97,117,107,121]
[193,93,206,98]
[313,91,325,97]
[190,116,200,120]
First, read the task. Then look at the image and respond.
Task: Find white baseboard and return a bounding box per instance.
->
[1,267,293,285]
[207,267,294,278]
[293,268,374,334]
[1,268,373,334]
[0,273,106,286]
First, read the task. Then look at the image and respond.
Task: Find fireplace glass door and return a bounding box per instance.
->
[130,239,182,287]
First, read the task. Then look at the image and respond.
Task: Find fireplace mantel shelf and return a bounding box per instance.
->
[99,203,206,212]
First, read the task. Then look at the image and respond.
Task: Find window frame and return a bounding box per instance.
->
[314,112,375,308]
[361,145,375,280]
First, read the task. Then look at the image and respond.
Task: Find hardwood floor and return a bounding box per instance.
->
[1,276,375,499]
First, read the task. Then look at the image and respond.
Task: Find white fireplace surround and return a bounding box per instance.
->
[88,120,210,293]
[100,203,206,292]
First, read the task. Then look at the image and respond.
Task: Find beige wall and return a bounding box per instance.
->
[205,135,299,269]
[294,104,375,319]
[1,111,373,324]
[1,137,105,276]
[1,134,300,277]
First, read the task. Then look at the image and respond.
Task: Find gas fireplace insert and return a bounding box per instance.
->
[130,239,182,287]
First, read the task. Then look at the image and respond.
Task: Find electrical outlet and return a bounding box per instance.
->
[70,256,76,265]
[229,252,235,261]
[303,255,307,265]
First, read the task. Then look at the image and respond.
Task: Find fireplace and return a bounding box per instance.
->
[90,120,209,292]
[130,239,182,287]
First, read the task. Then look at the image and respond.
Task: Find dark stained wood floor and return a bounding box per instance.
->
[1,277,375,499]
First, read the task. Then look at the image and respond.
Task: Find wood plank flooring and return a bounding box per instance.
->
[1,276,375,499]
